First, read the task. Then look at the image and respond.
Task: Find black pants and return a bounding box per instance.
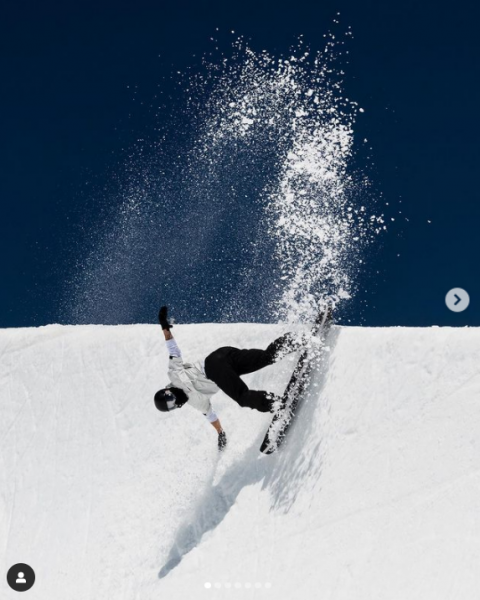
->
[204,333,299,413]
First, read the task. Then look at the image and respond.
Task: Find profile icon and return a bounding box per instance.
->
[6,563,35,591]
[16,571,27,584]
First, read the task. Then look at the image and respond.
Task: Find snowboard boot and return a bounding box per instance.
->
[266,392,284,414]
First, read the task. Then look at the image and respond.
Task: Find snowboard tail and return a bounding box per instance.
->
[260,308,333,454]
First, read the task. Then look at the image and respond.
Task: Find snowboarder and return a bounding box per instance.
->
[154,306,306,451]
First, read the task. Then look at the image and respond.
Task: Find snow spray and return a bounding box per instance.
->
[63,31,382,325]
[190,34,383,323]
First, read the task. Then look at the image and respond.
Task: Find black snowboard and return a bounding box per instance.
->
[260,308,333,454]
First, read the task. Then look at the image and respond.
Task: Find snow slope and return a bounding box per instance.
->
[1,324,480,599]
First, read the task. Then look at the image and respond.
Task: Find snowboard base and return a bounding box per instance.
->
[260,308,333,454]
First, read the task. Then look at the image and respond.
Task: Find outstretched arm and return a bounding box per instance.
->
[205,408,226,449]
[158,305,226,449]
[159,306,173,338]
[211,418,223,434]
[159,306,181,355]
[162,329,173,341]
[213,419,227,450]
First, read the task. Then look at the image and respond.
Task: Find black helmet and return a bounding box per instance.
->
[154,387,188,412]
[154,388,179,412]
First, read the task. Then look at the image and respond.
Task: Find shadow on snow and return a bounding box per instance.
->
[158,326,339,579]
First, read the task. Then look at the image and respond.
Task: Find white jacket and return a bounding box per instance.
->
[166,339,219,422]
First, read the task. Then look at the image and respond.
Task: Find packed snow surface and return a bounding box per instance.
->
[1,324,480,599]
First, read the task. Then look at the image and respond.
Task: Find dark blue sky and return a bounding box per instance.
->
[1,0,479,328]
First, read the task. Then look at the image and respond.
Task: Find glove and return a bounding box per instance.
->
[158,306,172,330]
[218,430,227,451]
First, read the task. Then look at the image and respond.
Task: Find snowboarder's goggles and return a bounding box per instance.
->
[164,389,179,411]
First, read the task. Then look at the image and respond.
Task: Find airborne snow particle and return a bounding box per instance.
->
[63,34,379,326]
